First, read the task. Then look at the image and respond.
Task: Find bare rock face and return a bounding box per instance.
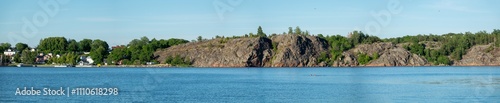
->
[269,35,330,67]
[154,35,330,67]
[332,52,358,67]
[367,48,428,66]
[333,42,429,67]
[350,42,393,55]
[154,37,273,67]
[455,44,500,66]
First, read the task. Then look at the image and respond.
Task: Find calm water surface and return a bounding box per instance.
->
[0,67,499,102]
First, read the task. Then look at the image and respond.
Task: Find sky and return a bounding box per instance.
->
[0,0,499,47]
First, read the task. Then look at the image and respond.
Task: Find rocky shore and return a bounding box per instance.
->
[154,35,500,67]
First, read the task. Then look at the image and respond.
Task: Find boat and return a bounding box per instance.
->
[16,63,34,67]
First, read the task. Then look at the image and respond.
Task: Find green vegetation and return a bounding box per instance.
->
[20,49,37,64]
[388,29,500,65]
[164,55,191,66]
[15,43,28,51]
[257,26,267,37]
[357,53,374,65]
[318,31,380,64]
[108,37,189,65]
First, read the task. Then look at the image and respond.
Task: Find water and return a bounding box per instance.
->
[0,67,499,102]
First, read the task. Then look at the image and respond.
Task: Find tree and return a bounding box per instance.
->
[408,42,425,56]
[288,27,293,34]
[67,39,78,52]
[90,47,106,64]
[294,26,302,35]
[64,52,78,65]
[164,55,191,66]
[79,39,93,52]
[91,39,109,52]
[108,46,130,64]
[38,37,67,53]
[15,43,28,51]
[89,39,109,64]
[257,26,266,37]
[248,33,255,37]
[0,43,12,52]
[197,36,203,42]
[0,43,11,49]
[357,53,373,65]
[13,53,21,63]
[437,56,450,65]
[21,49,36,64]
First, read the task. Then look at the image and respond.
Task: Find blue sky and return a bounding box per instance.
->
[0,0,499,47]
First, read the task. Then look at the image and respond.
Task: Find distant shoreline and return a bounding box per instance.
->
[2,65,500,68]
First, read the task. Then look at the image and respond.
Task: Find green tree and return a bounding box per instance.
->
[257,26,266,37]
[108,46,130,64]
[38,37,67,53]
[0,43,12,52]
[90,47,107,64]
[13,53,21,63]
[91,39,109,52]
[15,43,28,51]
[408,42,425,56]
[78,39,93,52]
[294,26,302,35]
[164,55,191,66]
[64,52,78,65]
[197,36,203,42]
[437,56,450,65]
[21,49,36,64]
[357,53,372,65]
[67,39,79,52]
[325,35,352,60]
[288,27,293,34]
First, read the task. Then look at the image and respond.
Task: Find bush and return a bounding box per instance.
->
[357,53,373,65]
[436,56,450,65]
[164,55,191,66]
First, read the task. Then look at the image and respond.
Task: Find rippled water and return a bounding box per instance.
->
[0,67,499,102]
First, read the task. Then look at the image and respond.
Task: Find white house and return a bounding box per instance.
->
[3,49,16,56]
[78,56,94,65]
[87,56,94,64]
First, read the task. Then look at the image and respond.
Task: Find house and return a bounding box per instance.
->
[3,49,16,56]
[78,56,94,65]
[34,53,46,64]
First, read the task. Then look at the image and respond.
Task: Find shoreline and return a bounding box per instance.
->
[1,65,500,68]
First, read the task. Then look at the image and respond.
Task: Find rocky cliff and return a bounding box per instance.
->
[155,35,496,67]
[454,44,500,66]
[155,37,273,67]
[268,35,330,67]
[332,42,429,67]
[154,35,329,67]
